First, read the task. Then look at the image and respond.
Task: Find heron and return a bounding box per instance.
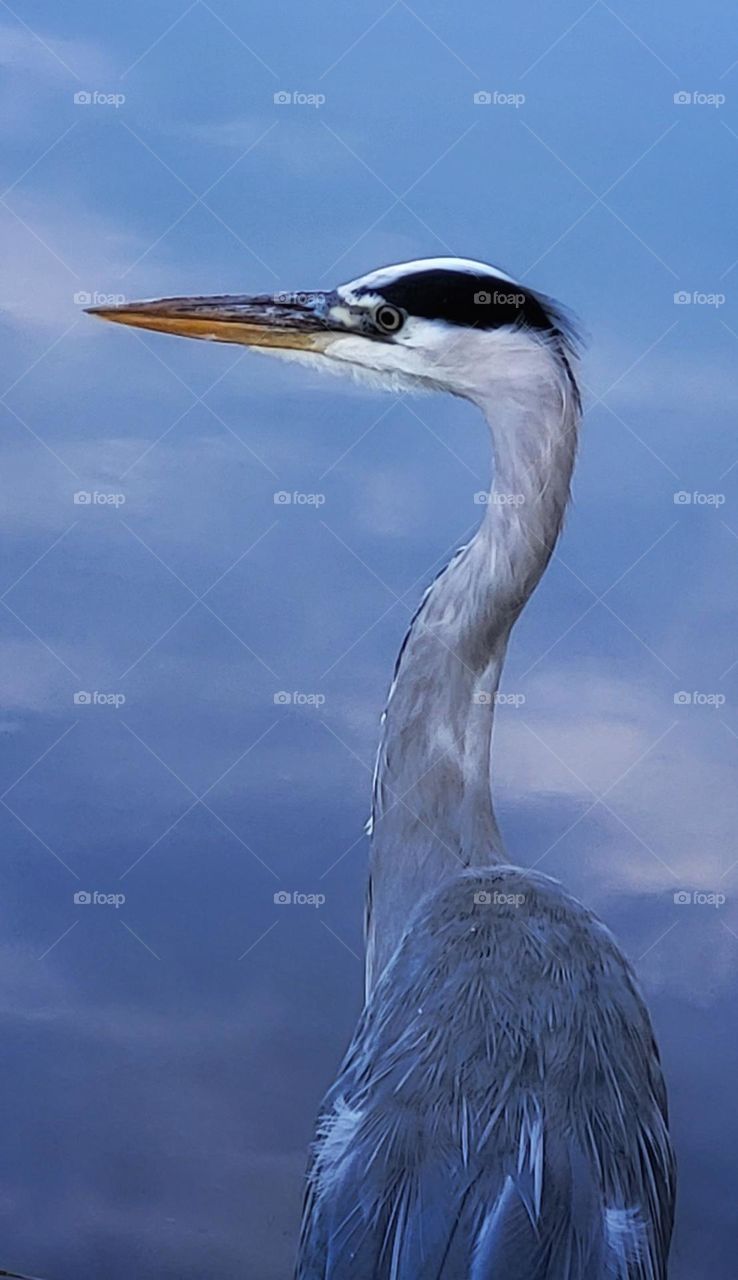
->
[89,256,675,1278]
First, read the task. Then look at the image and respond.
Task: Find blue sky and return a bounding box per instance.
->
[1,1,737,1275]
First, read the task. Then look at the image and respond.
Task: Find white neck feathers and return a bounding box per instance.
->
[366,333,580,990]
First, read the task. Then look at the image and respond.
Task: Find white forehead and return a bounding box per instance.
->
[338,257,518,299]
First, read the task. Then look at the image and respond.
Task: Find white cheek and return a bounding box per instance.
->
[254,340,428,395]
[327,335,410,370]
[326,335,429,391]
[327,320,453,386]
[255,347,331,373]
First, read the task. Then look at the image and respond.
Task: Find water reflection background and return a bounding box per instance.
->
[1,1,737,1275]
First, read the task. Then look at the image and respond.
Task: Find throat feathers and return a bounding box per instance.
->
[367,333,580,990]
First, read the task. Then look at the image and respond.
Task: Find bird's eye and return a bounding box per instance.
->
[374,303,405,334]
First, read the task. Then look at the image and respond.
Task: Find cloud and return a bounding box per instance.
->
[0,193,179,332]
[494,663,738,896]
[0,639,70,713]
[0,929,305,1278]
[0,22,111,136]
[181,114,351,178]
[586,342,738,420]
[0,22,108,81]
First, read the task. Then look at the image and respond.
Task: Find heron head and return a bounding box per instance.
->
[87,257,577,402]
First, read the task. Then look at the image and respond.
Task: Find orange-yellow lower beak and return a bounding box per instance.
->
[86,291,338,352]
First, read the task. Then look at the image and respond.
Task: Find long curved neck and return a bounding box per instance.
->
[366,345,580,991]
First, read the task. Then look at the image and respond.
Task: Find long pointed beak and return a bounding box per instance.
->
[86,291,338,352]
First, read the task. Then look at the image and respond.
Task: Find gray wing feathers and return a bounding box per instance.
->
[299,1119,483,1278]
[471,1176,549,1280]
[296,867,675,1279]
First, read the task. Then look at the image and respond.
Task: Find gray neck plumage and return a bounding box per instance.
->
[366,340,580,991]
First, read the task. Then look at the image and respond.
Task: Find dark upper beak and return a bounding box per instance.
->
[85,291,339,352]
